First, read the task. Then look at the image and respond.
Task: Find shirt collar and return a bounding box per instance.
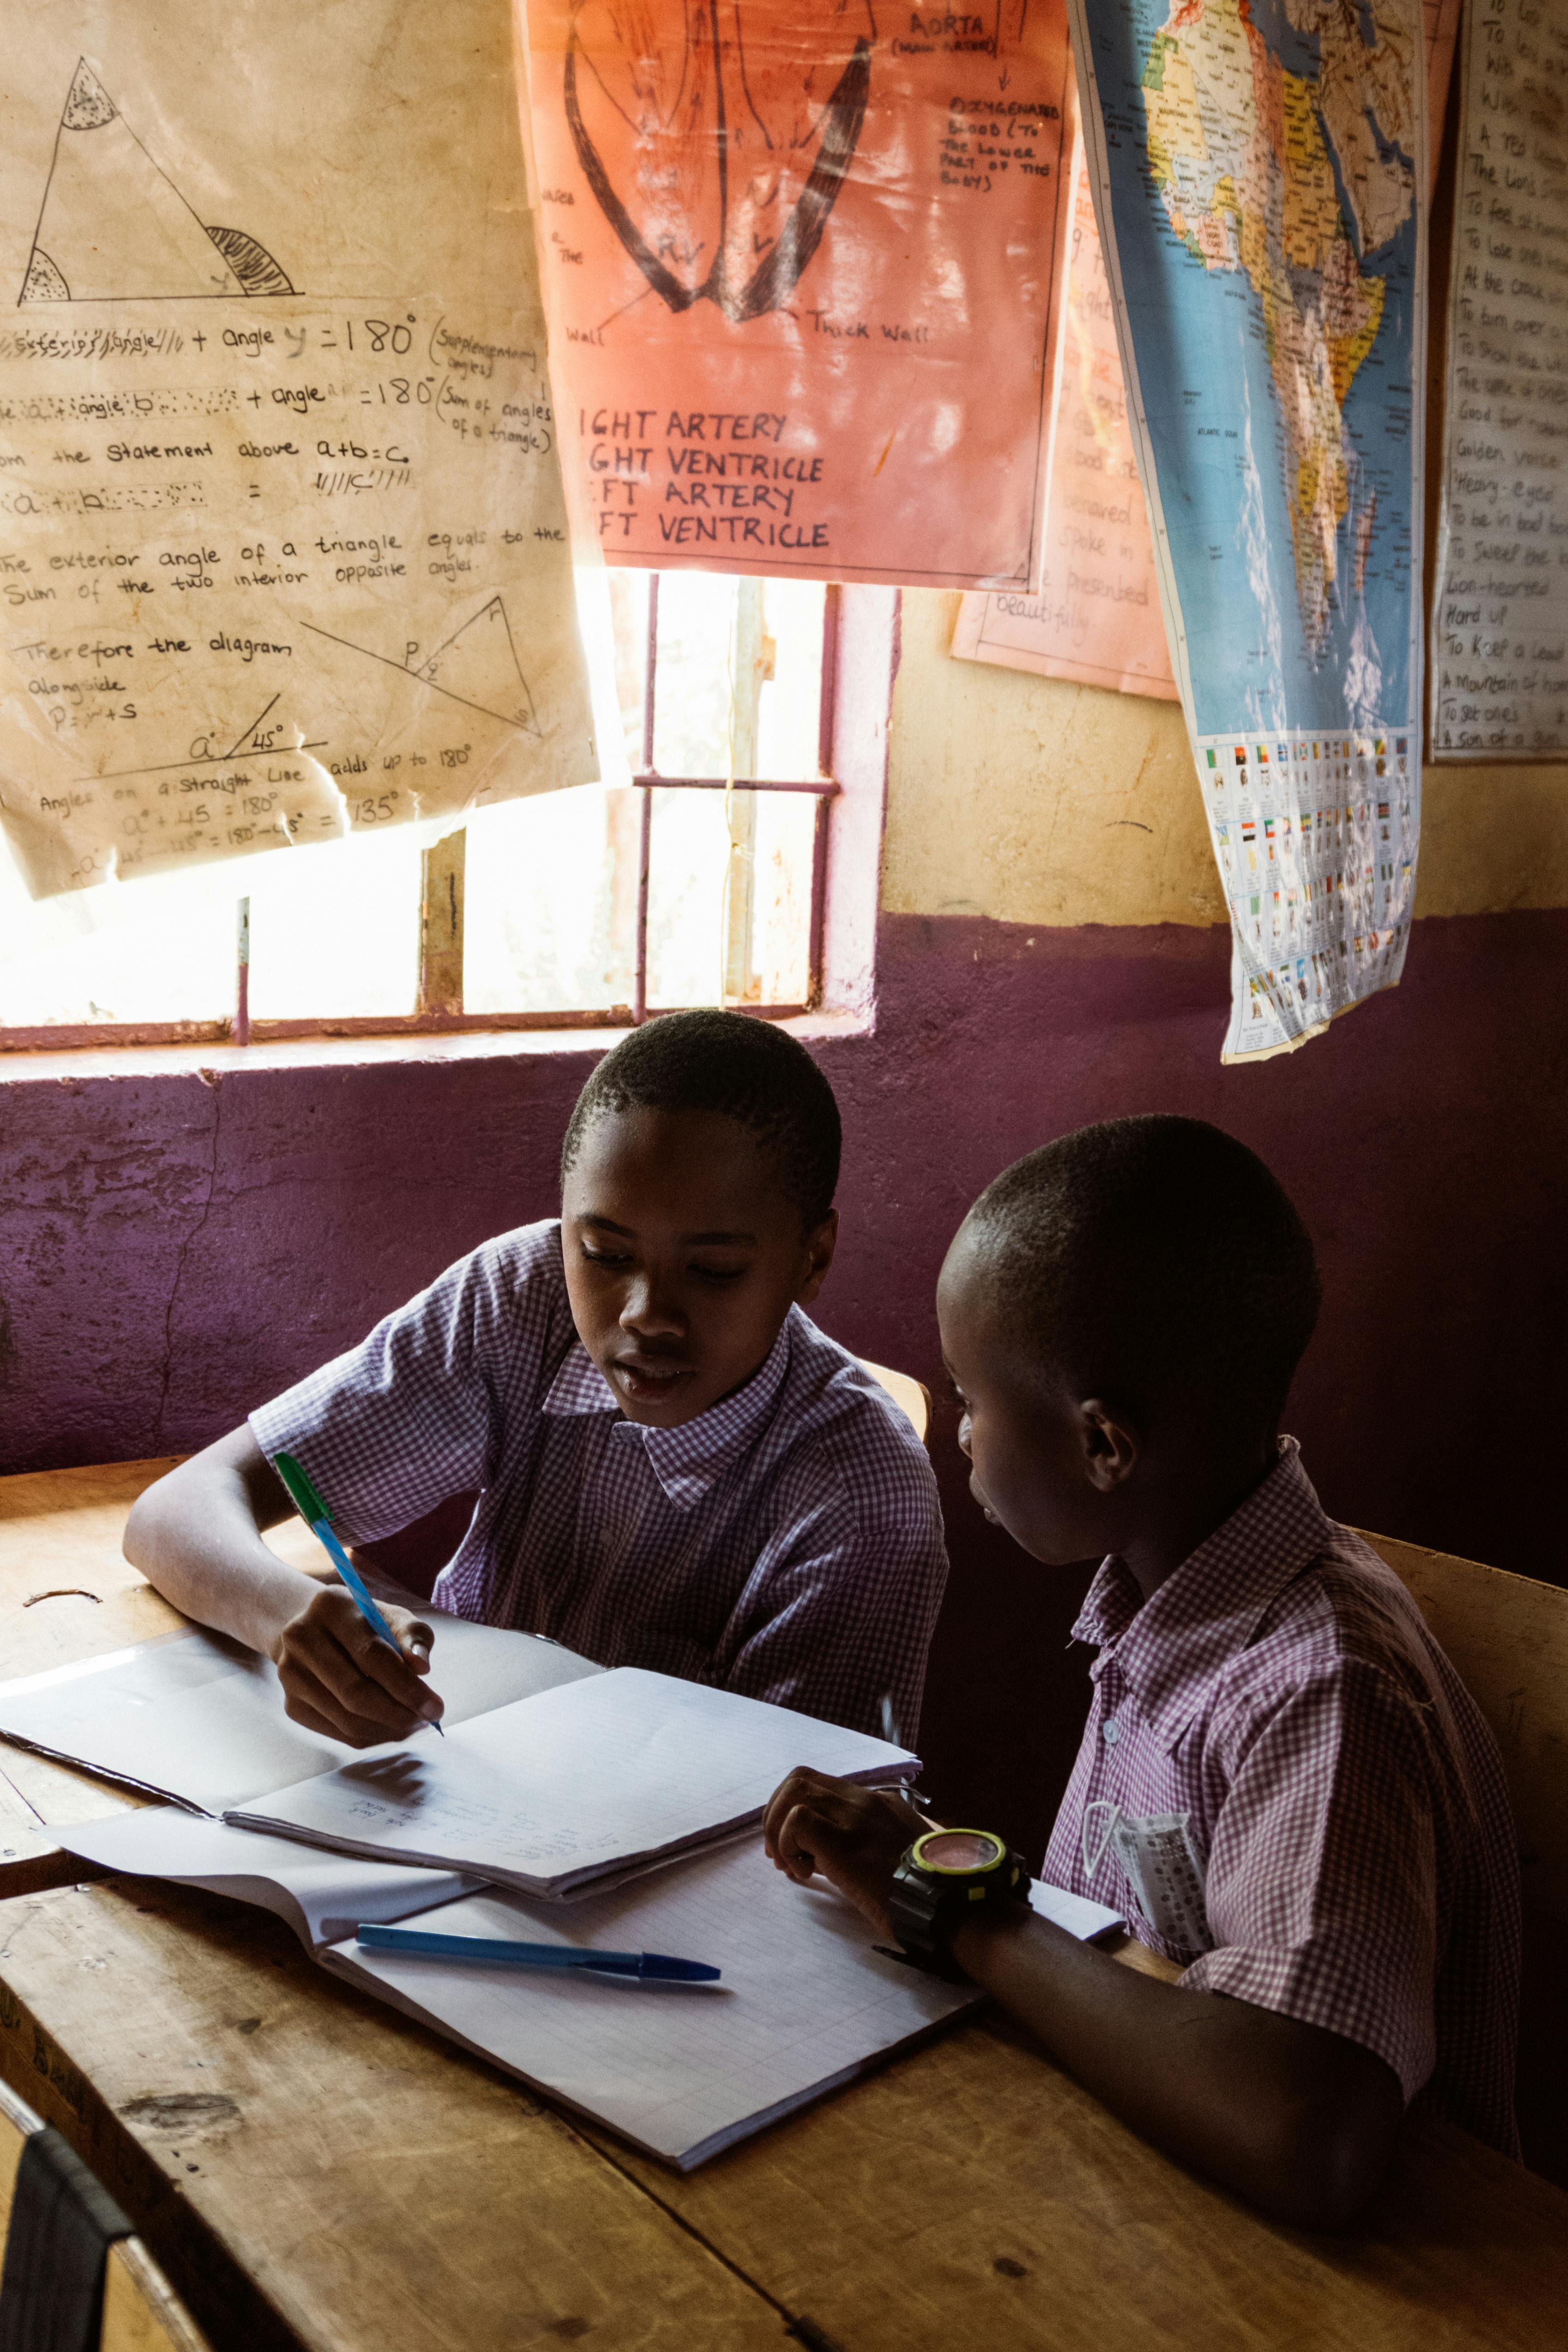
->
[541,1319,793,1510]
[542,1345,620,1417]
[1070,1439,1333,1746]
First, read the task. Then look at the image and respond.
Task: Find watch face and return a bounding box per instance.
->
[914,1828,1006,1874]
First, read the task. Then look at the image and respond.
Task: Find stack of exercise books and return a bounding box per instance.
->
[0,1617,1120,2169]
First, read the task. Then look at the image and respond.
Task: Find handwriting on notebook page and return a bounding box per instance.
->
[237,1667,917,1883]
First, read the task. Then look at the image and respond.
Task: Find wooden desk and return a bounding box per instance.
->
[3,1464,1567,2352]
[0,1460,324,1898]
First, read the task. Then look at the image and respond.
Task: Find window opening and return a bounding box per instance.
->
[0,576,840,1052]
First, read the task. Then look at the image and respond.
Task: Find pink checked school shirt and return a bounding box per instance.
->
[1042,1442,1521,2155]
[250,1221,948,1743]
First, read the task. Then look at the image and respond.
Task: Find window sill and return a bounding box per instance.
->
[0,1005,874,1085]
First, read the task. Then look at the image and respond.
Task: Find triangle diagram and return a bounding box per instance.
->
[416,599,539,734]
[20,59,294,303]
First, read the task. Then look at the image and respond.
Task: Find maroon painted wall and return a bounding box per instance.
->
[2,904,1564,1858]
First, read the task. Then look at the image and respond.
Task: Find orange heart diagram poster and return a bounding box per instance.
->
[523,0,1073,585]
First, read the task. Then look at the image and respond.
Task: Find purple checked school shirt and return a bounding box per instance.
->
[250,1221,948,1742]
[1042,1441,1521,2155]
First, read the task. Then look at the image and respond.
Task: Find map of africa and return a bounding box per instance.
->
[1077,0,1421,732]
[1069,0,1425,1059]
[1145,0,1413,662]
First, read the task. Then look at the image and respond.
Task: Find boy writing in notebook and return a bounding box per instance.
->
[127,1012,946,1749]
[765,1117,1519,2227]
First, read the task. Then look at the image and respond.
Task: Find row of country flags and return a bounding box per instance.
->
[1195,729,1417,1041]
[1216,801,1405,848]
[1205,736,1409,771]
[1244,922,1409,1022]
[1232,859,1414,918]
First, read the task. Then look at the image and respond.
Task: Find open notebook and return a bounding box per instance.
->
[0,1622,918,1902]
[61,1809,479,1952]
[224,1669,920,1899]
[61,1809,1122,2171]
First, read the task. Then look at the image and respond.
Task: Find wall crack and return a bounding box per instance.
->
[150,1078,226,1454]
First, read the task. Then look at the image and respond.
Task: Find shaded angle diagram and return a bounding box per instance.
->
[416,598,540,732]
[564,0,873,322]
[19,58,294,304]
[304,597,541,735]
[220,692,325,762]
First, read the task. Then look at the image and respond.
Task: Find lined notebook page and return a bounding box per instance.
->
[0,1616,600,1813]
[327,1836,976,2168]
[230,1668,919,1895]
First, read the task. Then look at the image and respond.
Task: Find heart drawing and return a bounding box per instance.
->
[563,0,876,323]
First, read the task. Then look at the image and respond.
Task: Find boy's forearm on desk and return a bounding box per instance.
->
[952,1910,1403,2229]
[123,1435,312,1658]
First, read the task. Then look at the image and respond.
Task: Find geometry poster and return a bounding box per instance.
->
[524,0,1074,586]
[1069,0,1427,1060]
[0,2,594,899]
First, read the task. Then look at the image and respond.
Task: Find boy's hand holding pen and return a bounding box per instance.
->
[270,1452,447,1749]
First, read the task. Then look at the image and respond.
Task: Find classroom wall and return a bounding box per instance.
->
[884,591,1568,928]
[2,597,1564,1857]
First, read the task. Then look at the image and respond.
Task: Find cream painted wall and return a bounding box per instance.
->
[880,591,1568,927]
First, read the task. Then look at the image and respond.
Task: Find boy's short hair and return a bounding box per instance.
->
[561,1010,842,1227]
[965,1115,1320,1435]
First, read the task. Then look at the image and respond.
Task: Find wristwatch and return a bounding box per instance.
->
[886,1826,1029,1979]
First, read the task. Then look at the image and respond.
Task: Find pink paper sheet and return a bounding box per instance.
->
[952,135,1176,700]
[524,0,1073,586]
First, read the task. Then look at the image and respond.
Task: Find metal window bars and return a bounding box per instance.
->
[629,576,839,1026]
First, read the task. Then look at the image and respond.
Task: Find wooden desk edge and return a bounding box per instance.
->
[0,1888,287,2352]
[0,1841,109,1899]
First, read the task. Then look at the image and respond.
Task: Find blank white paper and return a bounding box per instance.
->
[1028,1880,1124,1941]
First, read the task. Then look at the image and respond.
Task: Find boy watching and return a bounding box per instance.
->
[127,1011,947,1750]
[764,1116,1519,2229]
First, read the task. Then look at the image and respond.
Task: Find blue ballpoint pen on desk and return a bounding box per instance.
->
[354,1923,720,1982]
[273,1450,445,1736]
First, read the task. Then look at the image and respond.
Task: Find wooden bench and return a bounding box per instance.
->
[1360,1530,1568,2188]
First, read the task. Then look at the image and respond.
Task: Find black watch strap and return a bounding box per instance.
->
[887,1829,1029,1979]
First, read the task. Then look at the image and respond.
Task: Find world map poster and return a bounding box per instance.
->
[1067,0,1427,1061]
